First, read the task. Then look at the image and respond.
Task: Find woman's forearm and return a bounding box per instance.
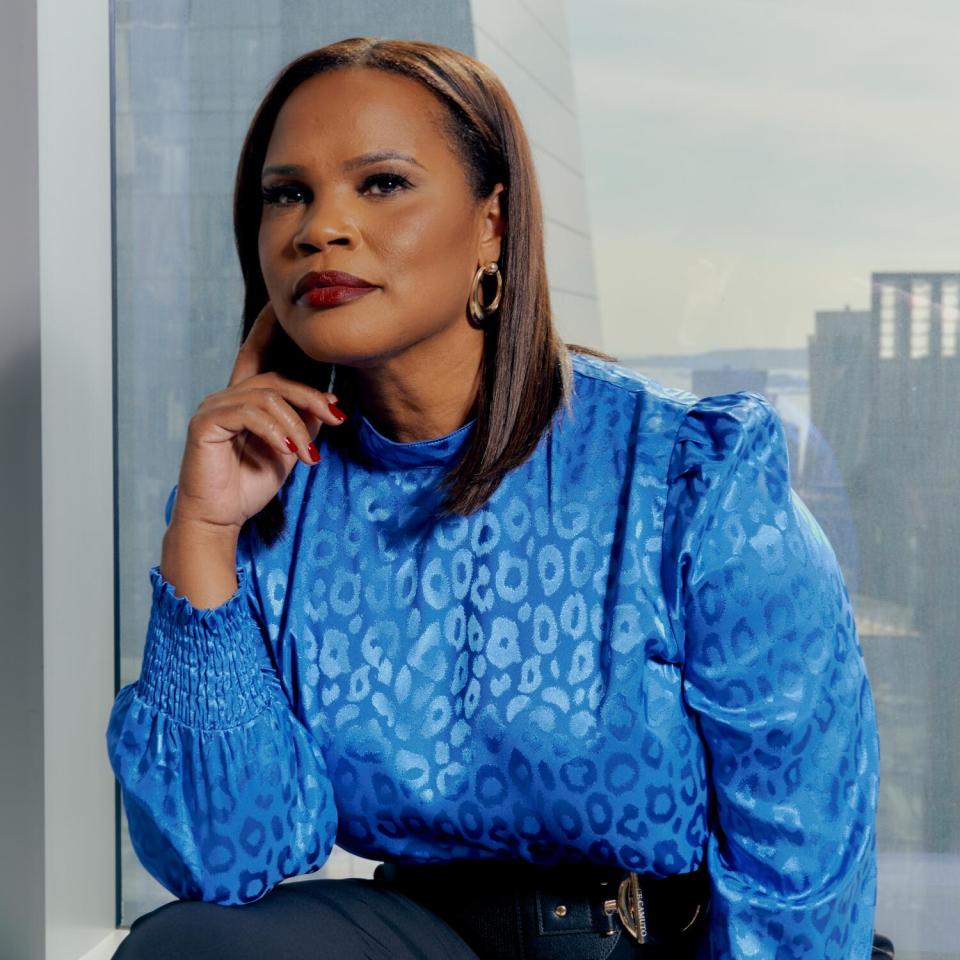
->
[160,519,242,609]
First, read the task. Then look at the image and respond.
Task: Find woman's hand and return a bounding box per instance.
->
[169,301,346,536]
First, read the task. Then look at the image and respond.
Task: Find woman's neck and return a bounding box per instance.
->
[351,326,483,444]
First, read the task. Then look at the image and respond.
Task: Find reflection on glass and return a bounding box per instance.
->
[621,271,960,959]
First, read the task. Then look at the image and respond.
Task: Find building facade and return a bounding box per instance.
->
[807,274,960,855]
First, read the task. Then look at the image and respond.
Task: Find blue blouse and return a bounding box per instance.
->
[106,352,879,958]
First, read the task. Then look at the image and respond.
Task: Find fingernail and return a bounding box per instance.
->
[284,436,299,453]
[307,442,321,462]
[329,403,347,422]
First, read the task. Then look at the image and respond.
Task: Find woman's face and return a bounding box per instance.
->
[258,66,503,369]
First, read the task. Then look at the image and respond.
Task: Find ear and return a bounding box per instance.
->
[477,183,505,264]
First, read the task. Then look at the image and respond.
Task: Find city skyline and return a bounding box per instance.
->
[564,0,960,356]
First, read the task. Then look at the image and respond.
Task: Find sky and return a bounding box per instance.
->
[563,0,960,356]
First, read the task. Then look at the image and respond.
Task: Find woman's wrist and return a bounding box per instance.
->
[160,518,242,610]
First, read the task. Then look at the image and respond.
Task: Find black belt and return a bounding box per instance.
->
[374,858,710,960]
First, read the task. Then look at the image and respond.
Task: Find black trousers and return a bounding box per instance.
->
[112,873,703,960]
[112,877,479,960]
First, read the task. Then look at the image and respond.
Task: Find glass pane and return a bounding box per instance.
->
[112,1,477,925]
[567,4,960,958]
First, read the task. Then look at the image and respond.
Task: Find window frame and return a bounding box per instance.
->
[39,0,117,955]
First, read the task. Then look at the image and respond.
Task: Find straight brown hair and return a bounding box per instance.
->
[232,37,615,545]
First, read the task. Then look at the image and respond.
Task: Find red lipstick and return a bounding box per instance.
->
[293,270,377,309]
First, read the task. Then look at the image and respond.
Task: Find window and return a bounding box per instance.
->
[566,5,960,958]
[111,0,596,927]
[110,2,959,954]
[880,283,897,359]
[910,280,931,358]
[941,281,958,357]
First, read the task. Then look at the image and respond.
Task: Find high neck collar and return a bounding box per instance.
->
[353,410,476,470]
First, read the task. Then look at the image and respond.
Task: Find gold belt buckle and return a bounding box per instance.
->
[618,873,649,943]
[602,872,704,945]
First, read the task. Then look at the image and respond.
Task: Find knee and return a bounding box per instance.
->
[112,899,229,960]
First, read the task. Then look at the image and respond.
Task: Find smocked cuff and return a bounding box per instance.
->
[136,564,271,729]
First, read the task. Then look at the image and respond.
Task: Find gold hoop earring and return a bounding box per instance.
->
[469,261,503,326]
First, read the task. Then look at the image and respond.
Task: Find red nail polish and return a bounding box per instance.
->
[284,436,298,453]
[329,403,347,422]
[307,442,321,462]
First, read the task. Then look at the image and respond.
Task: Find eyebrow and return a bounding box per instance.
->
[261,151,426,179]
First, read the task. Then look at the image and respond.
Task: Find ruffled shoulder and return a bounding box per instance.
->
[664,391,789,529]
[661,392,789,652]
[666,390,779,487]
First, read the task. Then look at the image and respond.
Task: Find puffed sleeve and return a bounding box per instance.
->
[105,483,338,905]
[661,393,879,959]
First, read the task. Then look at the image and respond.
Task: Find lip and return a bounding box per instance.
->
[293,270,376,302]
[299,286,376,309]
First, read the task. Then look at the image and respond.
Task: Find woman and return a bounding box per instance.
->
[106,37,880,959]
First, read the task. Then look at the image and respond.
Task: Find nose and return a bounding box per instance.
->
[292,193,358,254]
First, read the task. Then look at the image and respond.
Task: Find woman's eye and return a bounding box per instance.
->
[261,173,410,207]
[261,184,304,207]
[362,172,411,196]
